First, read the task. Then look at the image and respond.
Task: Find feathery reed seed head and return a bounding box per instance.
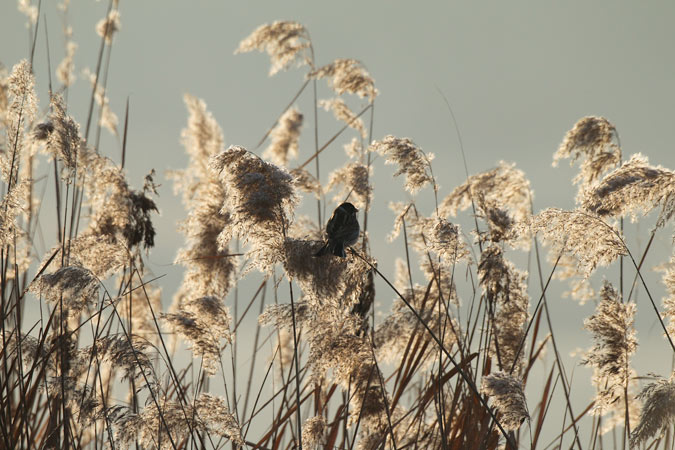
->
[236,21,311,76]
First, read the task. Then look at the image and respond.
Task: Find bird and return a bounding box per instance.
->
[314,202,360,258]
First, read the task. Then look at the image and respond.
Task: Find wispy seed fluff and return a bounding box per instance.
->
[309,58,378,102]
[440,161,531,223]
[209,145,297,272]
[582,153,675,228]
[479,245,530,372]
[113,393,243,449]
[41,94,80,179]
[41,235,128,279]
[526,208,626,277]
[78,148,158,251]
[319,97,367,138]
[370,135,434,195]
[375,258,460,368]
[82,68,118,135]
[96,9,120,44]
[0,179,28,247]
[263,107,303,167]
[481,371,529,430]
[302,416,326,448]
[281,238,372,306]
[171,94,235,309]
[17,0,37,25]
[630,374,675,447]
[2,60,37,183]
[425,217,471,265]
[553,116,621,202]
[29,266,99,317]
[56,40,77,87]
[290,167,321,199]
[92,334,156,386]
[236,21,311,76]
[162,295,232,376]
[326,162,372,211]
[0,63,8,126]
[661,255,675,339]
[583,282,638,416]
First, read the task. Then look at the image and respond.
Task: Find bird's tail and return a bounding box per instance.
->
[313,241,331,257]
[332,241,346,258]
[313,241,347,258]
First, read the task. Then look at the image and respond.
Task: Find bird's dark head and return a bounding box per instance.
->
[339,202,358,214]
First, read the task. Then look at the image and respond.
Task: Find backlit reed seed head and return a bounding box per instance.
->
[308,322,372,385]
[302,416,326,448]
[194,394,244,446]
[661,256,675,338]
[319,97,367,138]
[236,21,311,76]
[172,95,235,311]
[376,259,460,367]
[0,179,28,247]
[631,374,675,447]
[479,245,530,372]
[210,145,297,273]
[481,372,530,430]
[259,301,310,330]
[288,215,323,242]
[526,208,626,277]
[282,238,372,306]
[177,94,225,191]
[554,116,621,200]
[117,282,162,341]
[96,9,120,44]
[17,0,37,25]
[440,161,531,223]
[425,217,470,264]
[326,162,372,211]
[421,258,460,306]
[42,235,128,279]
[371,135,434,195]
[67,385,102,430]
[43,94,80,178]
[56,41,77,87]
[276,326,295,369]
[93,334,156,387]
[582,153,675,228]
[263,107,303,166]
[290,168,321,199]
[353,384,393,432]
[114,394,243,449]
[163,296,232,376]
[30,266,99,317]
[387,201,413,242]
[553,253,596,305]
[2,60,36,182]
[0,64,8,126]
[375,300,459,368]
[473,195,525,247]
[0,332,47,371]
[82,67,118,134]
[344,136,364,159]
[78,149,158,251]
[309,58,378,102]
[583,281,638,414]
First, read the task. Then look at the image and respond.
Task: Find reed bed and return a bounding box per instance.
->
[1,2,674,449]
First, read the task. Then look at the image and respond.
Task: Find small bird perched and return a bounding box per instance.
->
[314,202,360,258]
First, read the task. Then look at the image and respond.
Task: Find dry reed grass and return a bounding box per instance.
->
[1,2,674,449]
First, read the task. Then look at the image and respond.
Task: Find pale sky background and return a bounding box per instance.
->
[2,0,675,446]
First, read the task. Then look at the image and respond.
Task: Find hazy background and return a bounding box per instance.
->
[2,0,675,446]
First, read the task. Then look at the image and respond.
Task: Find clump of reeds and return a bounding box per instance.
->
[2,4,675,450]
